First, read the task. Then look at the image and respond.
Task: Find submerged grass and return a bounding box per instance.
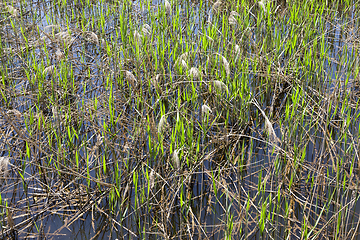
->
[0,0,360,239]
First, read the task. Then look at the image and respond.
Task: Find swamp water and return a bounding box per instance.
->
[0,0,360,239]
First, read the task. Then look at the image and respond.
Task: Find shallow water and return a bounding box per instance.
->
[0,0,360,239]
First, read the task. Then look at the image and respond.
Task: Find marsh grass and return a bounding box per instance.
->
[0,0,360,239]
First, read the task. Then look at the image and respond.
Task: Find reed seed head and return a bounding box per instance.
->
[85,31,99,44]
[125,71,137,87]
[165,0,171,15]
[213,80,229,93]
[142,24,152,37]
[189,67,201,79]
[158,115,168,134]
[230,11,240,17]
[201,104,212,117]
[175,52,190,66]
[229,15,237,26]
[234,44,240,62]
[6,5,18,17]
[133,30,142,44]
[0,157,10,178]
[259,1,267,13]
[55,31,72,45]
[215,54,230,78]
[149,169,155,190]
[43,65,55,76]
[43,25,61,35]
[212,0,222,12]
[172,149,180,170]
[55,48,64,61]
[181,60,188,69]
[6,109,22,119]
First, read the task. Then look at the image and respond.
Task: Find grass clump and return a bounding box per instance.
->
[0,0,359,239]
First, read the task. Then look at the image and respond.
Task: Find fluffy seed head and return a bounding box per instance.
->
[258,1,267,13]
[7,109,22,119]
[0,157,10,178]
[52,106,64,125]
[189,67,201,79]
[213,80,229,93]
[234,44,241,62]
[43,65,55,76]
[55,31,72,45]
[165,0,171,15]
[142,24,152,37]
[125,71,137,86]
[216,54,230,77]
[133,30,142,44]
[175,52,190,65]
[86,31,99,44]
[6,5,18,17]
[201,104,212,116]
[149,169,155,190]
[230,11,240,17]
[158,115,168,134]
[172,149,180,169]
[181,60,188,69]
[43,25,61,35]
[229,15,237,26]
[55,48,64,61]
[212,0,222,12]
